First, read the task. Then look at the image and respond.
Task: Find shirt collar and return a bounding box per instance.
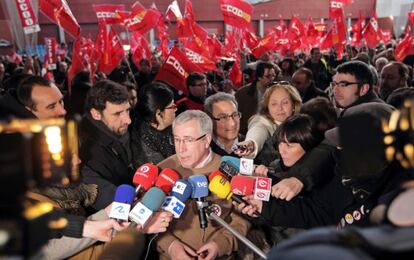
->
[194,148,213,169]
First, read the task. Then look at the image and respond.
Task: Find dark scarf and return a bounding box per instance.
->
[139,122,175,159]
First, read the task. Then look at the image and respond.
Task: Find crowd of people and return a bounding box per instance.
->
[1,41,414,259]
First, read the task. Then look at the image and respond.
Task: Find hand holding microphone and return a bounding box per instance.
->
[128,187,166,228]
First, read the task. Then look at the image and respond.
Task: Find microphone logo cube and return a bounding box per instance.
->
[239,158,254,175]
[254,177,271,201]
[129,202,152,226]
[172,182,187,195]
[109,202,131,221]
[197,181,208,188]
[162,196,186,218]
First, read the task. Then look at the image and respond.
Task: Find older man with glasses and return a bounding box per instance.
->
[204,92,245,157]
[157,110,251,260]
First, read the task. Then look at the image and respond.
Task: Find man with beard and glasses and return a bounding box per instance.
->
[79,80,144,210]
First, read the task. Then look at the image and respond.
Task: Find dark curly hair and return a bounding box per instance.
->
[85,80,130,112]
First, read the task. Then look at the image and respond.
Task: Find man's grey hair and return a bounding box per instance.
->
[204,92,238,115]
[173,110,213,135]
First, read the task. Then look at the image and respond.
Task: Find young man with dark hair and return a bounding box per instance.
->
[79,80,144,209]
[333,60,383,110]
[0,75,66,119]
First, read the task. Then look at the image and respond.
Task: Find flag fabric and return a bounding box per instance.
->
[381,30,392,44]
[154,46,202,94]
[67,36,94,93]
[228,57,242,87]
[183,47,218,72]
[362,14,383,48]
[131,32,152,68]
[275,17,287,37]
[157,16,170,58]
[329,0,352,15]
[126,6,161,34]
[351,13,364,46]
[330,8,347,45]
[44,37,57,70]
[15,0,41,34]
[93,4,125,24]
[395,33,414,61]
[220,0,253,30]
[409,11,414,25]
[39,0,80,38]
[98,26,125,75]
[287,16,306,41]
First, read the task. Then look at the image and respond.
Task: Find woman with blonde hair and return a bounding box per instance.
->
[235,82,302,163]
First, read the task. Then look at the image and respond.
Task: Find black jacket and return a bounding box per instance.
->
[259,161,407,229]
[79,114,143,210]
[0,89,36,120]
[302,85,329,103]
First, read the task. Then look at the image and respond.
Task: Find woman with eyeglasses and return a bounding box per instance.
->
[235,83,302,164]
[131,82,176,164]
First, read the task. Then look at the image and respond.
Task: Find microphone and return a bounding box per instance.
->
[230,175,255,196]
[128,187,165,227]
[162,179,193,218]
[253,177,272,201]
[209,175,261,216]
[188,175,209,229]
[109,184,136,221]
[208,169,230,182]
[132,163,159,195]
[222,156,254,175]
[155,168,180,194]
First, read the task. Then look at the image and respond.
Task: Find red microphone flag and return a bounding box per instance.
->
[133,163,160,192]
[155,168,180,194]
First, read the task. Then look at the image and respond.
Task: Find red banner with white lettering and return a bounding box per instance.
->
[183,47,218,72]
[93,4,125,25]
[97,26,125,75]
[44,37,57,70]
[220,0,253,30]
[154,46,202,94]
[131,32,152,69]
[362,14,383,48]
[15,0,40,34]
[39,0,80,38]
[127,6,161,34]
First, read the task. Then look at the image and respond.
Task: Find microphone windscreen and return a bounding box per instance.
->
[114,184,136,204]
[141,187,166,211]
[171,179,193,202]
[209,176,232,200]
[231,176,255,196]
[221,156,240,171]
[188,175,209,199]
[155,168,180,194]
[132,163,159,191]
[208,169,229,182]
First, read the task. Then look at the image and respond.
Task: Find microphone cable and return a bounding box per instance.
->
[144,233,159,260]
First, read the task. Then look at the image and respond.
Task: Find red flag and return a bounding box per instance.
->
[98,26,125,75]
[409,11,414,25]
[395,34,414,61]
[329,0,352,16]
[351,13,364,46]
[275,17,287,37]
[243,30,260,53]
[130,10,160,34]
[228,57,242,87]
[382,30,392,44]
[15,0,40,34]
[206,34,223,61]
[154,46,202,94]
[183,47,218,72]
[39,0,80,38]
[67,36,94,93]
[362,14,383,48]
[220,0,253,30]
[287,16,306,40]
[330,8,347,45]
[157,16,170,58]
[44,37,57,70]
[131,32,152,68]
[93,4,125,24]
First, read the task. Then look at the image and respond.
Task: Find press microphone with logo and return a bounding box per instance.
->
[209,175,261,216]
[128,187,165,228]
[155,168,180,194]
[221,155,278,178]
[162,179,193,218]
[230,175,255,196]
[109,184,136,222]
[188,175,209,229]
[132,163,159,195]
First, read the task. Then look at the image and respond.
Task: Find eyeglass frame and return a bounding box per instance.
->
[271,80,291,85]
[211,111,242,123]
[169,133,207,146]
[165,103,177,110]
[330,81,361,88]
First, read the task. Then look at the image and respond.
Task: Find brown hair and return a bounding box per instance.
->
[258,83,302,122]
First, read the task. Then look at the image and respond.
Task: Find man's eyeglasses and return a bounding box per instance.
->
[192,82,208,87]
[169,134,207,146]
[165,103,177,110]
[212,112,242,123]
[331,81,360,88]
